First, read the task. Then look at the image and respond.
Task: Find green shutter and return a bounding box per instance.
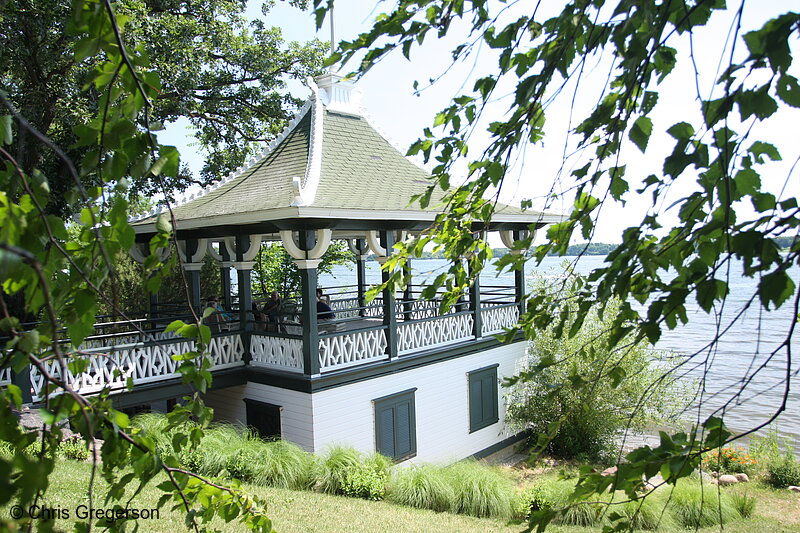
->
[468,365,499,432]
[374,389,417,461]
[377,405,396,458]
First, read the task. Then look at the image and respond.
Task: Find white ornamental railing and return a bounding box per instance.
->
[328,297,383,319]
[397,313,474,355]
[250,334,303,373]
[0,366,11,386]
[29,333,245,401]
[71,329,182,351]
[318,327,388,373]
[396,298,446,320]
[481,303,519,336]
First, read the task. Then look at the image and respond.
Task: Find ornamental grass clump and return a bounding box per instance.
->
[253,439,317,490]
[668,480,738,528]
[545,480,602,527]
[443,460,515,519]
[386,464,455,512]
[701,446,758,475]
[615,494,675,531]
[729,489,757,518]
[192,423,252,476]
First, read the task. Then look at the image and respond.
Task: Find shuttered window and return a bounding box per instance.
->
[373,388,416,461]
[468,365,499,432]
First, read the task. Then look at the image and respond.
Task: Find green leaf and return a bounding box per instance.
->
[155,213,172,234]
[628,116,652,153]
[667,122,694,140]
[758,270,796,310]
[748,141,781,162]
[777,74,800,107]
[165,320,185,334]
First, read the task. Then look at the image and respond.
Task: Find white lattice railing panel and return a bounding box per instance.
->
[396,298,445,320]
[0,366,11,386]
[30,333,244,401]
[326,297,384,319]
[397,313,474,355]
[74,329,179,351]
[319,328,388,372]
[481,304,519,336]
[249,334,303,373]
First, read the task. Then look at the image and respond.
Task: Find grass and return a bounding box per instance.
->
[6,414,800,532]
[4,458,800,533]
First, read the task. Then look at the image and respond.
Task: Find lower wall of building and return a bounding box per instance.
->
[311,342,525,464]
[203,342,526,463]
[202,382,315,451]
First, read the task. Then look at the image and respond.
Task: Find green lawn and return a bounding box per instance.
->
[4,459,800,532]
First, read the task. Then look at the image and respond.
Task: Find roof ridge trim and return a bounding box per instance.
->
[294,79,324,206]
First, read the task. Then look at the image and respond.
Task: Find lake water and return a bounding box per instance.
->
[319,256,800,447]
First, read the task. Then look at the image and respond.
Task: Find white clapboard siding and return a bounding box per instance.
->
[242,383,315,451]
[311,342,525,464]
[203,385,247,424]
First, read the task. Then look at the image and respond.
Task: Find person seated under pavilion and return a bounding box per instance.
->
[316,288,334,320]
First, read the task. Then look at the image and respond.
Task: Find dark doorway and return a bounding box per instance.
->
[244,399,282,440]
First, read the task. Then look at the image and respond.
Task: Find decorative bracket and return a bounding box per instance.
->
[223,235,262,262]
[366,230,407,264]
[129,242,169,264]
[499,230,533,256]
[280,229,332,261]
[177,238,208,263]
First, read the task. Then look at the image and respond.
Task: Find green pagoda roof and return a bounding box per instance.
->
[131,73,562,237]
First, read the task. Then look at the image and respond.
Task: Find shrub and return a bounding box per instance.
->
[180,448,204,472]
[512,485,553,521]
[59,437,91,461]
[316,446,390,496]
[340,462,387,500]
[443,460,515,519]
[506,274,687,461]
[387,465,454,512]
[748,426,789,467]
[701,446,758,475]
[225,449,258,482]
[668,481,738,528]
[767,455,800,488]
[0,440,13,456]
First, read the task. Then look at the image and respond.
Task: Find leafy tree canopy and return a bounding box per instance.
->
[0,0,327,215]
[253,240,353,299]
[0,0,277,529]
[316,1,799,530]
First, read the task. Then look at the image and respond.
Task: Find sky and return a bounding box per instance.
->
[160,0,800,244]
